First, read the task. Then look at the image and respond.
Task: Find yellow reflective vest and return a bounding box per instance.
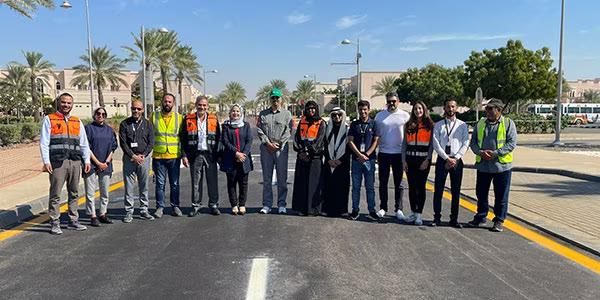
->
[475,116,513,164]
[152,112,182,156]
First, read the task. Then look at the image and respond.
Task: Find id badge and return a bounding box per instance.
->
[360,143,366,152]
[445,145,451,155]
[131,142,138,148]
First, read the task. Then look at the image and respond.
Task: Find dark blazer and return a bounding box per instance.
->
[179,112,222,161]
[220,121,253,173]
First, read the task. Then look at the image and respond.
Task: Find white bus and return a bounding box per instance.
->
[527,103,600,125]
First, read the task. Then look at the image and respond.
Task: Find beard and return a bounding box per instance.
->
[445,111,455,117]
[162,105,172,113]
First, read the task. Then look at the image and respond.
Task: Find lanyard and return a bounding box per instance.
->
[444,119,457,139]
[132,119,142,140]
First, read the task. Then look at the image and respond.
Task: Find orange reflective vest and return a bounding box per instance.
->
[48,112,83,162]
[298,117,322,141]
[405,123,431,157]
[185,113,218,147]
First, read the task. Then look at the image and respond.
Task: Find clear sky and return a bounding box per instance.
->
[1,0,599,98]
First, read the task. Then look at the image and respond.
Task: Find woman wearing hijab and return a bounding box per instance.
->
[220,104,253,215]
[322,107,350,217]
[402,101,434,225]
[292,100,326,216]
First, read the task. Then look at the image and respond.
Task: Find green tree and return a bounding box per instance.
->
[371,75,399,98]
[255,79,291,108]
[463,40,560,111]
[71,46,129,108]
[1,0,54,18]
[395,64,464,108]
[0,65,31,122]
[13,51,55,121]
[295,79,315,102]
[218,81,247,111]
[583,89,600,103]
[173,45,202,110]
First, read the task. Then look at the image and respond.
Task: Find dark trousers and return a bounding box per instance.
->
[474,170,512,222]
[378,152,404,212]
[190,153,219,208]
[433,158,464,222]
[406,156,430,214]
[152,158,181,208]
[226,164,249,207]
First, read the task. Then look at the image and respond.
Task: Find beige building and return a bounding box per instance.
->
[567,79,600,102]
[0,68,201,118]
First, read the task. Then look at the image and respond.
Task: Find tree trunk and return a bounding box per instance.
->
[178,78,183,113]
[98,87,104,109]
[161,68,168,94]
[30,76,40,122]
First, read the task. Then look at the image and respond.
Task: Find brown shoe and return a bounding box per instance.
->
[239,206,246,215]
[232,206,239,215]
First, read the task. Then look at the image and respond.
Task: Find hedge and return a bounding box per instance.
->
[0,123,40,146]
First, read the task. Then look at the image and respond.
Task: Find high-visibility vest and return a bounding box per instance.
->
[152,112,181,154]
[298,116,322,141]
[475,116,513,164]
[185,113,219,148]
[48,112,83,162]
[405,123,431,157]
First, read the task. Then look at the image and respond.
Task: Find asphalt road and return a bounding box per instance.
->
[0,141,599,299]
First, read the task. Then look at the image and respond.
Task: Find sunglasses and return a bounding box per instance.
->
[131,107,143,111]
[271,96,280,100]
[95,112,107,117]
[387,100,397,104]
[331,113,342,117]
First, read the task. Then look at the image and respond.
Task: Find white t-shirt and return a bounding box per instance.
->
[375,109,410,154]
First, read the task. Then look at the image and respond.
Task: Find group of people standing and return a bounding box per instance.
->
[40,88,516,235]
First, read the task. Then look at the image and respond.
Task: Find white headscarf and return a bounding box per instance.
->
[326,107,347,161]
[225,103,245,128]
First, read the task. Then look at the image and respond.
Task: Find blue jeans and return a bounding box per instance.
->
[152,158,181,208]
[474,170,512,222]
[351,159,376,213]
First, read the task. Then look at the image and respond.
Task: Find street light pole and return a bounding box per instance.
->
[203,68,218,109]
[356,38,361,100]
[141,25,147,118]
[553,0,566,146]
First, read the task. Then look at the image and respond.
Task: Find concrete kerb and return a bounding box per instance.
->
[0,170,124,230]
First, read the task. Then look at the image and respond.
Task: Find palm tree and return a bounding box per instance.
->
[122,29,180,95]
[583,89,600,103]
[218,81,246,111]
[371,75,399,98]
[172,45,202,110]
[255,85,272,110]
[71,46,129,108]
[255,79,290,108]
[295,79,315,102]
[1,0,54,18]
[12,51,55,121]
[0,65,31,123]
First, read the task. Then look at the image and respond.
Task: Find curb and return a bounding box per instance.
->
[0,170,124,229]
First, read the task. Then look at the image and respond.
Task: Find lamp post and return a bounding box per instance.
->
[303,74,317,101]
[553,0,566,146]
[203,68,218,109]
[61,0,94,115]
[341,38,361,100]
[140,26,169,118]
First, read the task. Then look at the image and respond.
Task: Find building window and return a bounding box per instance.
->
[56,81,62,90]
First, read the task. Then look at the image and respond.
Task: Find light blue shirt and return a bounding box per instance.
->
[39,114,91,165]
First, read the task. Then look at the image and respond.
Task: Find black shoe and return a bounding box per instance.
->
[490,221,504,232]
[467,218,486,227]
[349,211,359,220]
[90,217,100,227]
[449,220,463,229]
[210,207,221,216]
[98,215,113,224]
[430,218,441,227]
[188,208,200,217]
[367,212,382,221]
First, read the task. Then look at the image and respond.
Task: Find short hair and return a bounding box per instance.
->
[385,91,398,98]
[163,93,176,101]
[196,95,208,103]
[131,99,143,107]
[57,92,73,101]
[444,99,457,106]
[357,100,370,109]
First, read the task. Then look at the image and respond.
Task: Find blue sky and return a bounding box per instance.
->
[1,0,599,98]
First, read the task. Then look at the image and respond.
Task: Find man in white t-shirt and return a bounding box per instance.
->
[374,92,410,220]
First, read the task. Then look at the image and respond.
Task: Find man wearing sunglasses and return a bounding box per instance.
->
[374,92,410,220]
[256,88,293,214]
[119,100,155,223]
[83,107,118,227]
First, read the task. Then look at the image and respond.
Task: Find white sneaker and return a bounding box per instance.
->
[404,213,416,223]
[376,209,386,218]
[278,207,287,214]
[395,210,406,221]
[414,213,423,226]
[259,206,271,214]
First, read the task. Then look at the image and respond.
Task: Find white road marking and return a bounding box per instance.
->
[246,257,269,300]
